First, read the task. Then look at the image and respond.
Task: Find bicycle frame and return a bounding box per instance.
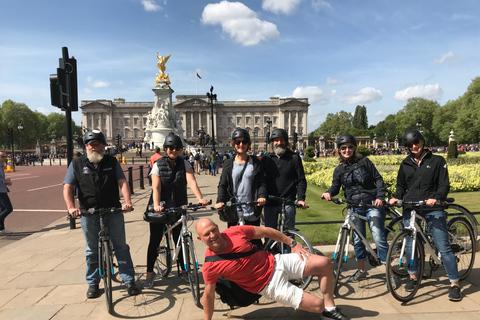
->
[97,215,114,277]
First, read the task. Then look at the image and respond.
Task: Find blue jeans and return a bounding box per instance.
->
[350,207,389,264]
[0,192,13,230]
[264,205,296,231]
[210,162,216,176]
[81,213,136,285]
[403,209,459,283]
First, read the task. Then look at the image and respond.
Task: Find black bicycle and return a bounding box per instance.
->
[146,201,211,308]
[78,207,130,314]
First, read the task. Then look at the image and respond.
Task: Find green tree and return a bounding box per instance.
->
[352,105,368,129]
[453,77,480,143]
[432,99,460,144]
[317,111,353,137]
[373,114,399,142]
[0,100,38,148]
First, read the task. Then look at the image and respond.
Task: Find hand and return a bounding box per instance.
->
[425,199,437,207]
[214,202,224,210]
[154,205,164,213]
[298,200,308,209]
[198,198,209,206]
[291,241,310,261]
[122,203,133,213]
[322,193,331,201]
[374,199,384,207]
[5,178,12,186]
[389,198,398,205]
[68,207,81,218]
[257,198,266,206]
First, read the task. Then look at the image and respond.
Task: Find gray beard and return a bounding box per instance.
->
[274,145,286,156]
[87,150,104,163]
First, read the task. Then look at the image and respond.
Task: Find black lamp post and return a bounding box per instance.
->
[265,117,272,151]
[206,86,217,153]
[17,122,24,162]
[253,130,258,153]
[416,119,423,134]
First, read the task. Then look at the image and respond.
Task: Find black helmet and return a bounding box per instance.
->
[337,134,357,147]
[402,130,424,146]
[83,130,106,145]
[270,128,288,141]
[163,134,183,149]
[232,128,250,142]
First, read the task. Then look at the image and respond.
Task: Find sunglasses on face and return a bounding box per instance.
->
[234,140,248,146]
[406,140,420,148]
[167,146,182,151]
[340,145,355,151]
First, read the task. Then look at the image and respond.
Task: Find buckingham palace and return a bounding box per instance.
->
[80,95,309,150]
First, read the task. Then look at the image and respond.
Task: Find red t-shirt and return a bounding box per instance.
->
[149,153,162,167]
[202,225,275,294]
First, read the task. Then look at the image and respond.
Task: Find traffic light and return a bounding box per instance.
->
[49,47,78,111]
[265,131,270,144]
[293,132,298,147]
[7,128,13,145]
[116,134,121,146]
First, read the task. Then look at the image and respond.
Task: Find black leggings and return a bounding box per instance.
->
[146,222,183,273]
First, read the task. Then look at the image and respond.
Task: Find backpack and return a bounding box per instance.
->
[194,153,200,161]
[204,247,261,309]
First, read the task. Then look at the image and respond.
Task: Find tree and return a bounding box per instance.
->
[0,100,39,148]
[352,105,368,129]
[373,114,399,142]
[317,111,353,137]
[453,77,480,143]
[432,99,460,144]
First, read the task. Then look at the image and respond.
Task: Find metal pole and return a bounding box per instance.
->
[139,165,145,189]
[128,167,134,194]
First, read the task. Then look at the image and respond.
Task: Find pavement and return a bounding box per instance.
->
[1,169,480,320]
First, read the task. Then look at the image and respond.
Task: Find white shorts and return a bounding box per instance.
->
[259,253,306,309]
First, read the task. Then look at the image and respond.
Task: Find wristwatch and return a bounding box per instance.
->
[290,239,298,248]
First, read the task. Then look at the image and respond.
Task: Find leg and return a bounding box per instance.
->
[108,213,136,284]
[0,193,13,230]
[302,254,336,310]
[80,215,101,285]
[350,208,367,267]
[366,207,389,264]
[146,222,165,276]
[263,205,280,230]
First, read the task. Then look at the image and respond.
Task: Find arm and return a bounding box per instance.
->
[295,155,307,202]
[322,166,342,200]
[151,174,164,212]
[186,168,209,206]
[255,159,267,206]
[253,226,310,260]
[365,158,386,206]
[203,282,216,320]
[63,184,80,218]
[118,178,132,212]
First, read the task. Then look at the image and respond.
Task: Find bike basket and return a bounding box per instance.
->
[143,211,177,224]
[218,206,238,224]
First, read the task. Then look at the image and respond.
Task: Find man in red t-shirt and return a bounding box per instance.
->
[196,218,349,320]
[149,147,162,168]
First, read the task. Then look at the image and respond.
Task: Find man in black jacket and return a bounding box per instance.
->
[63,130,139,298]
[261,128,308,231]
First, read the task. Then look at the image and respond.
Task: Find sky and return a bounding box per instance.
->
[1,0,480,133]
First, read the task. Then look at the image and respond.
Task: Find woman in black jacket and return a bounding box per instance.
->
[215,129,267,235]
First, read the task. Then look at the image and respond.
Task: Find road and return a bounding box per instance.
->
[0,162,149,248]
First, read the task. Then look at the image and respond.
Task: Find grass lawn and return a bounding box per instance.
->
[296,183,480,245]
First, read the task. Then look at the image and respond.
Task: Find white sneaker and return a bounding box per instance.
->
[0,229,13,234]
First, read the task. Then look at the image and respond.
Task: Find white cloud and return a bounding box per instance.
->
[141,0,162,12]
[86,77,109,88]
[338,87,383,104]
[83,88,93,94]
[262,0,301,15]
[202,1,279,46]
[292,86,336,105]
[433,51,462,66]
[311,0,332,12]
[326,77,343,86]
[35,107,50,115]
[375,110,388,118]
[394,84,443,101]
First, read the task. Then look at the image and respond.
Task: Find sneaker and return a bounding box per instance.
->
[86,284,100,299]
[322,308,350,320]
[448,285,462,301]
[143,272,156,289]
[0,229,13,235]
[385,273,400,291]
[125,282,140,296]
[180,270,190,283]
[404,278,418,292]
[348,270,368,283]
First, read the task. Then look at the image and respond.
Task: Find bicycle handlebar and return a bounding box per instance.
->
[267,195,305,208]
[211,200,259,211]
[149,200,212,214]
[78,207,134,216]
[395,198,454,208]
[330,197,380,209]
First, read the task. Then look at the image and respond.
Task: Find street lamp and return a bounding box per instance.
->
[253,130,258,154]
[206,86,217,153]
[17,122,24,162]
[416,119,423,134]
[265,117,272,151]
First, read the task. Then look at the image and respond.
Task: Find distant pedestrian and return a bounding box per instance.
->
[0,152,14,234]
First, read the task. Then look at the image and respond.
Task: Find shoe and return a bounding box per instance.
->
[125,282,140,296]
[0,229,13,234]
[322,308,350,320]
[404,278,418,292]
[348,270,368,283]
[180,270,190,283]
[86,284,100,299]
[143,272,156,289]
[448,285,462,301]
[385,273,400,291]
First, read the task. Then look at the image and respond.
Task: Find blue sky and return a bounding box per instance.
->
[1,0,479,132]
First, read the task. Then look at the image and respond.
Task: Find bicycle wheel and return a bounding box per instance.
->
[101,240,113,314]
[155,233,172,277]
[386,230,424,303]
[332,228,348,295]
[262,229,314,290]
[445,204,478,241]
[385,216,404,242]
[448,216,475,280]
[185,236,201,308]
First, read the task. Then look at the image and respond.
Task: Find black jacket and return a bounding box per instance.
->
[394,150,450,204]
[326,156,385,203]
[216,155,267,217]
[261,150,307,205]
[156,156,188,207]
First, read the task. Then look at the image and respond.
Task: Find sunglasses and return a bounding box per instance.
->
[234,140,248,146]
[340,145,355,151]
[167,146,182,151]
[406,140,420,148]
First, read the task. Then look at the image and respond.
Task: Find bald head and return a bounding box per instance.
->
[195,218,216,236]
[195,218,226,252]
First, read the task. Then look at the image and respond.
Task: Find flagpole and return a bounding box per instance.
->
[196,69,198,95]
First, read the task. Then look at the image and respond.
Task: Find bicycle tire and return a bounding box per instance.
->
[332,228,348,296]
[447,216,475,280]
[386,229,424,303]
[262,229,314,290]
[155,233,172,278]
[385,216,405,242]
[101,240,114,314]
[445,204,478,241]
[185,236,202,308]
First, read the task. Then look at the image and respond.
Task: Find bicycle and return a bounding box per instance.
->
[78,207,130,314]
[262,195,315,290]
[215,199,261,226]
[385,199,475,302]
[145,201,211,308]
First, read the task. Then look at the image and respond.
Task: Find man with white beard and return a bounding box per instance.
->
[63,130,140,298]
[261,129,308,232]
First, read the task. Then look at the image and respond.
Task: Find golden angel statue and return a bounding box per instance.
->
[155,53,172,86]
